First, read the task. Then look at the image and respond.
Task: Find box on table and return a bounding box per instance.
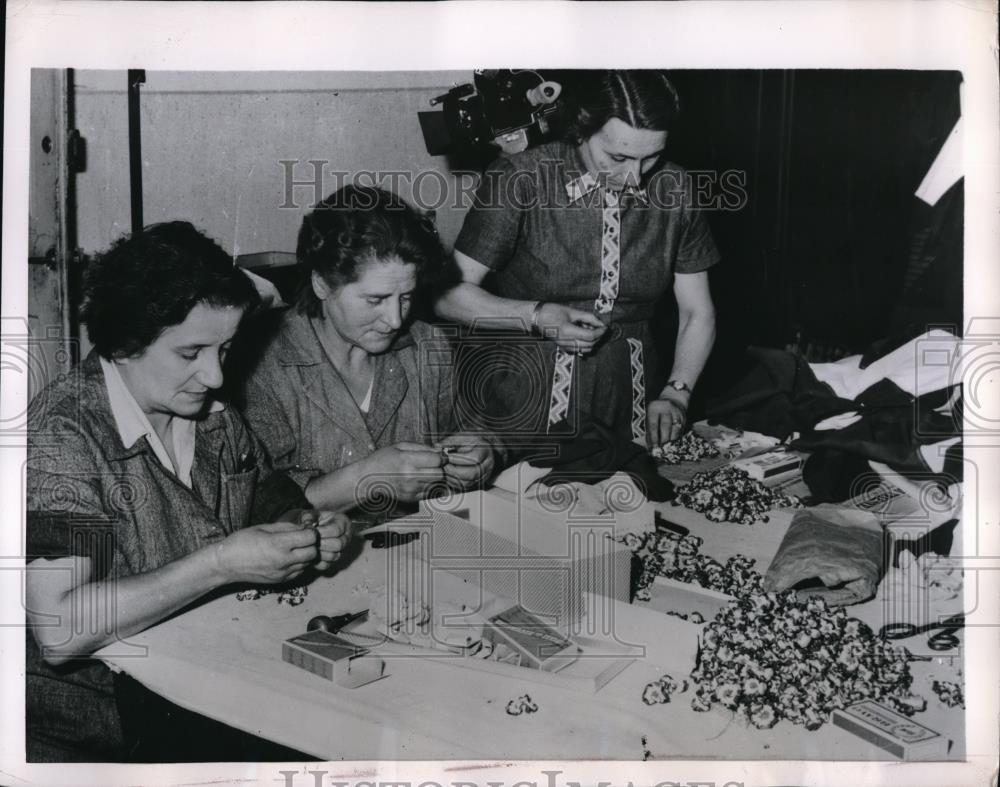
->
[639,576,733,622]
[830,700,950,760]
[730,447,803,483]
[283,630,386,688]
[336,600,636,694]
[368,488,643,635]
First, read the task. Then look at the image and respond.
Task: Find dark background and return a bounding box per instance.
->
[252,69,965,398]
[657,70,963,392]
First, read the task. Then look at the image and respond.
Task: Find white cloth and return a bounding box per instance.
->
[241,266,286,309]
[359,376,374,414]
[915,116,963,206]
[100,357,223,488]
[813,411,863,432]
[868,460,962,529]
[919,436,962,474]
[810,329,958,401]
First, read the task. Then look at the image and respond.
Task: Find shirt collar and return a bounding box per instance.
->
[562,142,649,206]
[99,356,223,487]
[564,171,649,206]
[100,355,160,450]
[99,356,224,449]
[277,308,417,367]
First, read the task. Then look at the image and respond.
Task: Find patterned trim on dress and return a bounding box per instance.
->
[627,337,647,441]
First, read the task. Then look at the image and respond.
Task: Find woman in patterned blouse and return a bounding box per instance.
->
[437,70,719,456]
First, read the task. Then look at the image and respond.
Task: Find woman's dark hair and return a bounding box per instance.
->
[562,70,681,143]
[296,184,446,318]
[81,221,260,359]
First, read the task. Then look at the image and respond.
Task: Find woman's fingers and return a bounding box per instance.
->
[560,322,603,342]
[564,307,605,330]
[647,400,687,447]
[317,533,350,555]
[442,450,482,467]
[280,561,314,581]
[394,441,437,452]
[256,520,312,534]
[289,540,319,561]
[315,514,350,538]
[443,463,480,483]
[393,445,445,468]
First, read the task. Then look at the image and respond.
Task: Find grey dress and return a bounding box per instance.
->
[453,139,721,446]
[25,351,305,761]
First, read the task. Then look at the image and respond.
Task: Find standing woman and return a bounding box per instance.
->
[437,70,719,452]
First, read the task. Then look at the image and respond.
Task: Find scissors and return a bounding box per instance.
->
[879,613,965,651]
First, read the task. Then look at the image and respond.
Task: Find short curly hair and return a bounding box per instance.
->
[562,70,681,144]
[81,221,260,359]
[296,185,446,318]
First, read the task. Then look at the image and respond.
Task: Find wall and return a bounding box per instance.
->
[74,70,478,256]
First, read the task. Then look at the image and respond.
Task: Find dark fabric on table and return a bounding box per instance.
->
[801,450,878,503]
[859,326,940,370]
[764,506,885,606]
[792,377,962,483]
[525,419,675,502]
[706,347,964,498]
[706,346,856,440]
[891,518,959,567]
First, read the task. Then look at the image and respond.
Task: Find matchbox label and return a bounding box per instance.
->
[844,701,939,743]
[852,483,907,511]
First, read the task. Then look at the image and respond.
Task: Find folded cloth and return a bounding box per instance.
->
[811,328,959,400]
[764,505,884,606]
[526,419,675,502]
[801,450,878,503]
[706,347,855,439]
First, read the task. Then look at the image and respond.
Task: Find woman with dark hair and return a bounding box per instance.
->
[25,221,351,761]
[437,70,719,454]
[241,185,498,517]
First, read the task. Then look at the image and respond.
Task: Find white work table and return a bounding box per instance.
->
[96,499,965,762]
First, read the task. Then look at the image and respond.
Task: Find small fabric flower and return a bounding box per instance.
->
[643,681,668,705]
[750,703,778,729]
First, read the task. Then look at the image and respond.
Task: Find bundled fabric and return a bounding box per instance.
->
[706,331,963,500]
[523,419,675,502]
[706,347,856,440]
[764,505,884,606]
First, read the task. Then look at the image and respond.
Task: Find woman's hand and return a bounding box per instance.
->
[213,521,323,584]
[436,434,495,491]
[647,394,688,448]
[297,510,352,570]
[313,510,351,569]
[537,303,607,355]
[359,442,446,504]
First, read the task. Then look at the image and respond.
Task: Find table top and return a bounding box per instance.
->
[97,496,966,762]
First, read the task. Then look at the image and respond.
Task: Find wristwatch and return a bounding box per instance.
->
[664,380,691,394]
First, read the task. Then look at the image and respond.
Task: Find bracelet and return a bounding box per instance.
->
[529,301,545,335]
